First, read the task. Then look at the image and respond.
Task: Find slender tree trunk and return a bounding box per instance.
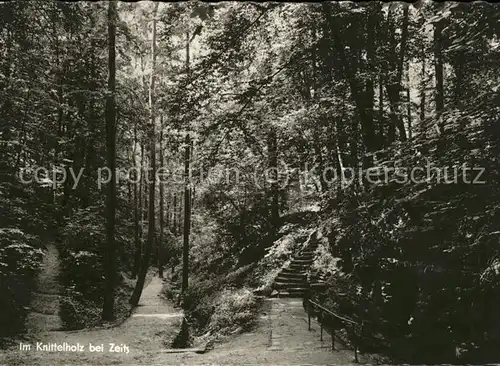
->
[178,193,183,235]
[386,6,409,142]
[133,140,145,278]
[420,45,426,123]
[166,192,170,230]
[102,0,117,321]
[454,51,465,107]
[190,138,195,215]
[130,2,159,306]
[406,60,412,139]
[182,30,192,296]
[434,19,445,119]
[182,134,191,294]
[365,4,377,150]
[309,22,328,192]
[158,115,165,278]
[172,193,177,236]
[144,168,148,224]
[322,2,377,152]
[268,128,279,235]
[132,124,140,279]
[379,72,384,146]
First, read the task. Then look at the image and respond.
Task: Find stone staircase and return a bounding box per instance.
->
[272,233,325,298]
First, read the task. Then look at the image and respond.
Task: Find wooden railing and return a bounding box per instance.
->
[305,298,363,363]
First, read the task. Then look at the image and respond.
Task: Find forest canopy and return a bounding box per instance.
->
[1,1,500,363]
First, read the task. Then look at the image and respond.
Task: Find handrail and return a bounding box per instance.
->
[306,297,363,363]
[308,299,358,325]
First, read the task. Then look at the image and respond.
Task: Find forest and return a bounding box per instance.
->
[1,1,500,365]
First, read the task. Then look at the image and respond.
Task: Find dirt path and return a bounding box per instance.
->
[1,284,373,365]
[0,276,184,365]
[24,244,63,334]
[152,297,369,365]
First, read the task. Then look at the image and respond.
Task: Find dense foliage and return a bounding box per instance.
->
[1,1,499,363]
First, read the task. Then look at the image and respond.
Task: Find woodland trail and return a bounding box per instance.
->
[1,248,369,365]
[0,276,184,365]
[152,297,370,365]
[1,287,373,365]
[24,243,63,334]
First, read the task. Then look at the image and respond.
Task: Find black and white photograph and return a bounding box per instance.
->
[1,1,500,365]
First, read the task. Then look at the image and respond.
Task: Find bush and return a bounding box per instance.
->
[60,275,133,330]
[0,228,44,340]
[57,204,136,330]
[208,288,258,334]
[183,277,219,329]
[60,293,100,330]
[60,250,105,303]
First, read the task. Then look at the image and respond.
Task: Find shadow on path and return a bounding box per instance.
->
[0,275,184,365]
[2,284,373,365]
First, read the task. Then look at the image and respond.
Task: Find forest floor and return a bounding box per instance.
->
[1,252,374,365]
[0,275,184,365]
[0,290,374,365]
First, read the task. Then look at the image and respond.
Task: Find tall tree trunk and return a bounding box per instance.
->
[158,115,165,278]
[178,192,183,235]
[172,193,177,236]
[130,2,159,306]
[166,192,170,230]
[268,127,279,235]
[365,4,378,150]
[453,51,465,107]
[133,139,145,278]
[102,0,117,321]
[434,19,445,119]
[182,30,192,296]
[322,2,377,152]
[379,72,385,146]
[144,167,148,224]
[406,60,412,139]
[385,5,409,142]
[309,21,328,192]
[420,44,426,123]
[132,123,140,279]
[182,134,191,294]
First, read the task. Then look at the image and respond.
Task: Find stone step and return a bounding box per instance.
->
[276,273,306,280]
[297,250,315,256]
[275,289,306,298]
[290,260,310,266]
[276,272,307,281]
[294,254,314,261]
[273,281,307,289]
[281,267,307,275]
[290,258,313,265]
[289,263,310,270]
[280,286,308,292]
